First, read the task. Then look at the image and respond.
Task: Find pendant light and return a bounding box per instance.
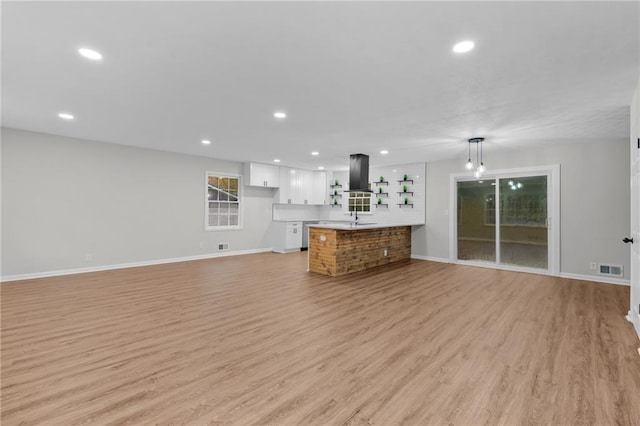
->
[465,141,474,170]
[466,137,486,177]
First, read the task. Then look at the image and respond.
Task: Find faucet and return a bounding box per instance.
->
[350,210,359,224]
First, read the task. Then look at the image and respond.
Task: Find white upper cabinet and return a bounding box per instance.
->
[244,163,280,188]
[276,168,326,204]
[277,167,292,203]
[311,171,327,205]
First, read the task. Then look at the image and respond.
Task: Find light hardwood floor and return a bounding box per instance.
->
[2,252,640,425]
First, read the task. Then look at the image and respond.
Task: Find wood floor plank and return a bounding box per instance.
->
[2,252,639,425]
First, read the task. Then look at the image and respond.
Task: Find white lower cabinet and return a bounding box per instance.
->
[272,221,303,253]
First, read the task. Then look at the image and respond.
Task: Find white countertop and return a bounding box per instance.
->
[308,222,423,230]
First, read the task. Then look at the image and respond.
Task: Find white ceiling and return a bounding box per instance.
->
[2,1,639,171]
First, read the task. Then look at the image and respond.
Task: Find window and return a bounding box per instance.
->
[206,173,241,230]
[348,192,372,213]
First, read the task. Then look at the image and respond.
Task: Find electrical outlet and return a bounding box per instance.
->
[84,253,92,262]
[589,262,597,270]
[384,249,388,257]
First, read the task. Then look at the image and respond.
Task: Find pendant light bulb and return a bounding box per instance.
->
[474,170,481,179]
[465,159,474,170]
[478,163,486,173]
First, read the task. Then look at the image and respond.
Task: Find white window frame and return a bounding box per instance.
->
[346,191,374,215]
[205,172,243,231]
[449,165,560,276]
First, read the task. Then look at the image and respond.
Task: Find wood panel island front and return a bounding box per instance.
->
[307,223,415,276]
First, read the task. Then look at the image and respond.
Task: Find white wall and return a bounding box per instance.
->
[1,128,275,279]
[324,163,426,225]
[413,139,630,280]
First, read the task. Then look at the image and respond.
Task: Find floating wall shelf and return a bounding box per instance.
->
[375,181,389,186]
[398,179,414,184]
[398,203,414,208]
[330,184,343,188]
[397,192,414,196]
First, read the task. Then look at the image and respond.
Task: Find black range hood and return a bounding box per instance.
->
[345,153,372,192]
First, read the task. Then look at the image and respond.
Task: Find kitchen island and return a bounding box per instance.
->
[307,223,419,276]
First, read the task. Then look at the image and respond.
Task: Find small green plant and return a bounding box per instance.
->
[334,189,338,195]
[379,176,384,182]
[335,179,339,185]
[334,198,338,205]
[377,198,382,204]
[378,187,383,193]
[403,185,408,192]
[403,174,408,181]
[404,197,409,204]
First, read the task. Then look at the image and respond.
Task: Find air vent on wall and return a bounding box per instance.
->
[598,264,623,277]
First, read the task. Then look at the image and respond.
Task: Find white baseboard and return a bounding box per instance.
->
[1,248,274,283]
[272,248,302,254]
[409,257,630,287]
[559,272,630,286]
[411,254,450,263]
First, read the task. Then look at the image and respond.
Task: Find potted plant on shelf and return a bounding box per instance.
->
[402,185,408,193]
[378,187,383,193]
[379,176,384,182]
[403,174,408,181]
[333,198,338,205]
[377,198,382,205]
[334,189,338,195]
[404,197,409,205]
[334,179,339,185]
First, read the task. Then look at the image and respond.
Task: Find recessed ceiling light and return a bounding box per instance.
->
[201,139,211,145]
[318,166,324,170]
[273,158,281,163]
[380,150,389,155]
[58,112,74,120]
[453,40,475,53]
[273,111,287,119]
[311,151,319,156]
[78,48,103,60]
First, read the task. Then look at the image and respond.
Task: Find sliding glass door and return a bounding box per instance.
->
[453,167,558,274]
[457,180,496,263]
[498,176,548,269]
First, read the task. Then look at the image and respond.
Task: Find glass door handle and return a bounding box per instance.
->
[623,237,634,244]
